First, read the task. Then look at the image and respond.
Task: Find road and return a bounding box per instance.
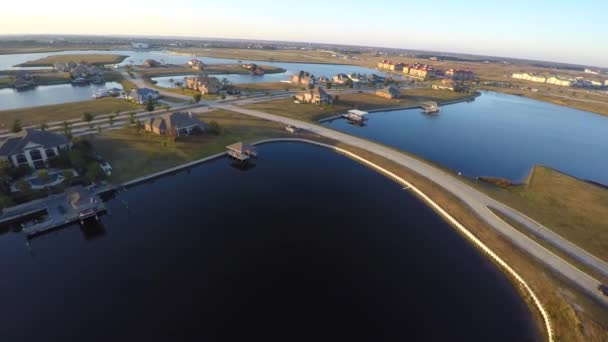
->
[202,102,608,306]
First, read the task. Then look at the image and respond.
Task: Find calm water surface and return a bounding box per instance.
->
[0,143,538,341]
[0,81,123,112]
[324,91,608,184]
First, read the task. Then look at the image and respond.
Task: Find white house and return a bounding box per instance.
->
[0,129,71,169]
[131,42,150,49]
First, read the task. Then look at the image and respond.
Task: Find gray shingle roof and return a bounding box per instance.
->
[0,129,69,157]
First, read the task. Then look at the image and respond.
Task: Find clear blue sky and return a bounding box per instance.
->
[2,0,607,67]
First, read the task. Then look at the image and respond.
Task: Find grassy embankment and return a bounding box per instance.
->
[16,54,129,67]
[243,88,474,121]
[90,113,608,339]
[474,165,608,263]
[0,98,142,129]
[91,109,291,182]
[236,82,304,92]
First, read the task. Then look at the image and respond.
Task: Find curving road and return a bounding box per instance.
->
[200,102,608,306]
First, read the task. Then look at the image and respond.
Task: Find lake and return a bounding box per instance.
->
[323,91,608,184]
[0,143,538,341]
[0,49,387,111]
[0,81,123,111]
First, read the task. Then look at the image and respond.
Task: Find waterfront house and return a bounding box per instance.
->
[187,59,206,71]
[375,86,400,99]
[144,112,208,136]
[143,59,162,68]
[546,76,574,87]
[54,61,78,72]
[0,129,71,169]
[127,88,160,104]
[295,87,332,105]
[291,71,315,86]
[445,69,474,81]
[432,79,455,91]
[332,74,350,85]
[512,73,548,83]
[185,75,221,94]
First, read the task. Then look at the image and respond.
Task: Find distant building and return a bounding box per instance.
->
[295,87,333,105]
[332,73,350,85]
[185,75,221,94]
[445,69,474,81]
[511,73,547,83]
[546,76,573,87]
[291,71,315,86]
[131,42,150,49]
[407,63,436,80]
[144,112,208,136]
[143,59,162,68]
[0,129,71,169]
[584,68,599,75]
[375,86,400,99]
[127,88,160,104]
[187,59,206,71]
[54,61,78,72]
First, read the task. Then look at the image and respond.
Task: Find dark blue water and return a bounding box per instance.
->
[0,143,538,341]
[324,91,608,184]
[0,81,123,112]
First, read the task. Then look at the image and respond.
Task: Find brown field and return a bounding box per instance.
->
[236,82,304,92]
[17,54,128,67]
[169,48,353,65]
[137,63,285,77]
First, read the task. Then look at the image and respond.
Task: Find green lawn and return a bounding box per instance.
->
[91,109,289,182]
[473,165,608,262]
[0,98,142,128]
[17,54,128,67]
[242,89,473,121]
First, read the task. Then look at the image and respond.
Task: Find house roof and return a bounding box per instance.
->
[0,129,69,157]
[133,88,159,97]
[149,112,207,131]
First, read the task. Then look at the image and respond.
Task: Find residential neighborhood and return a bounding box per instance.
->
[144,112,208,136]
[295,87,333,105]
[185,75,222,94]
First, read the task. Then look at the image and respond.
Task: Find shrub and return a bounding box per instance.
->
[208,121,222,135]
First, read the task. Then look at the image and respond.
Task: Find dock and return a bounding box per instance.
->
[342,109,369,123]
[420,101,440,114]
[0,186,106,237]
[226,142,258,163]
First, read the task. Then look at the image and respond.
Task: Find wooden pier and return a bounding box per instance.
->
[226,142,258,163]
[342,109,369,123]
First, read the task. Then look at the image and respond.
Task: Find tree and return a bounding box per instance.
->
[84,162,102,183]
[11,119,22,133]
[15,179,32,193]
[208,121,221,135]
[193,93,202,103]
[109,114,116,126]
[68,149,87,172]
[146,97,155,112]
[39,122,48,131]
[334,95,340,103]
[135,119,143,132]
[221,93,227,100]
[129,112,136,125]
[326,82,332,89]
[82,112,94,123]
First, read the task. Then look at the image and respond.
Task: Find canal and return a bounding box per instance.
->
[0,142,538,341]
[323,91,608,184]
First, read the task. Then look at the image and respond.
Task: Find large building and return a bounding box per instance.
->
[546,76,573,87]
[375,86,400,99]
[291,71,315,86]
[445,69,474,81]
[406,63,436,80]
[144,112,208,136]
[512,73,548,83]
[377,61,405,71]
[0,129,71,169]
[127,88,160,104]
[185,75,221,94]
[295,87,332,105]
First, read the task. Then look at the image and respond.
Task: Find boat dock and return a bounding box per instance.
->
[342,109,369,123]
[226,142,258,163]
[420,101,440,114]
[0,186,106,238]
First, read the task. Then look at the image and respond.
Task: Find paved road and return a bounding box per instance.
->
[202,102,608,306]
[119,69,192,101]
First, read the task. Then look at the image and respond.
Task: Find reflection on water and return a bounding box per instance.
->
[0,143,538,341]
[324,91,608,184]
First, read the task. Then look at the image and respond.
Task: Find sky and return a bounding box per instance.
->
[1,0,607,67]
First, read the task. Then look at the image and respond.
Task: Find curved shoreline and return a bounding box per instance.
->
[119,137,553,341]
